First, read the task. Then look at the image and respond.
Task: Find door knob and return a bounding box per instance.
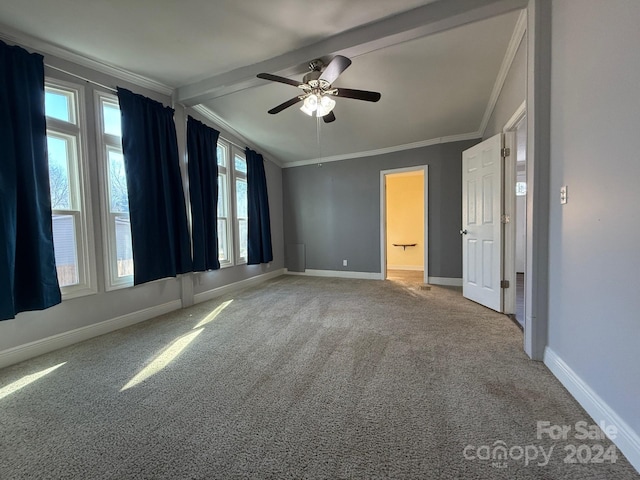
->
[460,229,468,235]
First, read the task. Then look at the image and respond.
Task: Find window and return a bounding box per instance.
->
[217,142,233,266]
[233,150,248,264]
[216,140,248,267]
[96,93,133,288]
[45,81,95,297]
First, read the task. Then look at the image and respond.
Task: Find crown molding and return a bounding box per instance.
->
[0,24,173,96]
[478,9,527,137]
[191,105,284,168]
[282,132,481,169]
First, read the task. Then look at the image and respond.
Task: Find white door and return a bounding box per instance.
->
[462,134,503,312]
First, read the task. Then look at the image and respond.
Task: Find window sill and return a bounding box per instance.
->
[105,277,134,292]
[61,285,98,301]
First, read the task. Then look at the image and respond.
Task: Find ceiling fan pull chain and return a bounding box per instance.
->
[316,115,322,162]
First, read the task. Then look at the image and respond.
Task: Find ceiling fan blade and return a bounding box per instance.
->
[267,96,303,114]
[257,73,303,87]
[333,88,381,102]
[322,111,336,123]
[319,55,352,84]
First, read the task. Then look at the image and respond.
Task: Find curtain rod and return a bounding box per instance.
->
[219,135,246,153]
[218,136,267,162]
[45,63,117,93]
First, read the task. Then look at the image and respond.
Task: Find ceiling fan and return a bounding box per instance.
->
[257,55,381,123]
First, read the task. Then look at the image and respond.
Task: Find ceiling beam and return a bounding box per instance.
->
[177,0,527,106]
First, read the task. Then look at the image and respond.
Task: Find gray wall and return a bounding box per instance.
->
[283,140,478,277]
[0,48,284,356]
[548,0,640,435]
[484,33,527,139]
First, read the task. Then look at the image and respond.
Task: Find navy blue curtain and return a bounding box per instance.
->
[187,116,220,271]
[0,41,61,320]
[245,148,273,265]
[117,88,192,285]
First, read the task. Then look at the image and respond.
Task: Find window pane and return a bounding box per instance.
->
[234,155,247,173]
[217,145,225,166]
[217,174,227,215]
[45,90,73,123]
[108,149,129,213]
[236,176,248,261]
[239,219,248,260]
[52,214,79,286]
[115,215,133,277]
[103,102,122,137]
[47,135,72,210]
[236,178,247,218]
[218,218,228,262]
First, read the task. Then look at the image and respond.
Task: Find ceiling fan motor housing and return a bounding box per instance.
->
[302,69,322,85]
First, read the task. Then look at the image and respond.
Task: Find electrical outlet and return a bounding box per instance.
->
[343,259,348,267]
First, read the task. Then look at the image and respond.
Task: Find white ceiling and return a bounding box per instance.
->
[0,0,526,165]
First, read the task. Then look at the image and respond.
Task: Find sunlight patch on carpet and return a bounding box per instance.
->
[193,299,233,329]
[121,329,203,391]
[0,362,66,400]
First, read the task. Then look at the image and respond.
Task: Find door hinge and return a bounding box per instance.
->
[500,280,510,289]
[501,147,510,157]
[501,214,510,224]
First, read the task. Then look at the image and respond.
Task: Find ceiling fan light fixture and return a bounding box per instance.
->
[300,94,318,116]
[316,95,336,117]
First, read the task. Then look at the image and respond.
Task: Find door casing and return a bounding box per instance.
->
[380,165,429,282]
[502,102,527,317]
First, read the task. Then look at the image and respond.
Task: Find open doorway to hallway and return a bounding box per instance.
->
[380,166,428,286]
[514,115,527,328]
[504,110,527,330]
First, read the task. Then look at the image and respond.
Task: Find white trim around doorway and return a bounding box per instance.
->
[503,101,527,317]
[380,165,429,283]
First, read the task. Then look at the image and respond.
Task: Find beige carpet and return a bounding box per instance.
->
[0,275,637,479]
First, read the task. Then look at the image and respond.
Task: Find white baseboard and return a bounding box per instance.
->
[193,268,285,304]
[428,276,463,286]
[387,265,423,271]
[0,300,182,370]
[285,269,381,280]
[544,347,640,473]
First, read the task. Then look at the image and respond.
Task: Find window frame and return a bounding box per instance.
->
[216,140,249,267]
[95,91,133,290]
[216,140,233,267]
[45,79,96,299]
[232,147,248,265]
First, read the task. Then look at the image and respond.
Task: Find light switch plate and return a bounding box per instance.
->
[560,185,568,204]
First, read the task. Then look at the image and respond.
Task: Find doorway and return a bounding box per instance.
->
[380,166,428,284]
[503,106,527,330]
[460,107,527,328]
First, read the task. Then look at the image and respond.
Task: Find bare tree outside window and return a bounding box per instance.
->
[49,164,70,210]
[109,154,129,213]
